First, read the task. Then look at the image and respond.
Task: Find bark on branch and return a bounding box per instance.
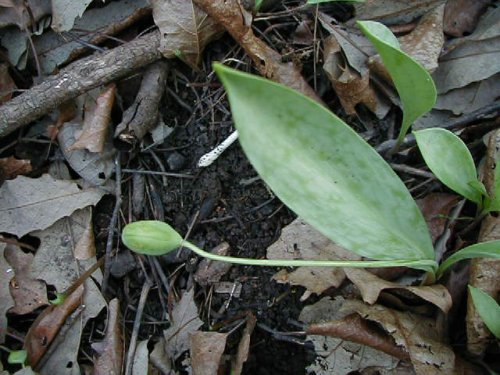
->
[0,31,162,138]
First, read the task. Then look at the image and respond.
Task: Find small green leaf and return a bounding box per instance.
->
[437,240,500,277]
[468,285,500,338]
[357,21,436,144]
[214,64,435,272]
[8,350,27,365]
[49,292,66,305]
[122,221,183,256]
[414,128,483,205]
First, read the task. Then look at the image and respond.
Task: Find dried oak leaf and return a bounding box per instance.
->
[343,268,452,313]
[444,0,490,37]
[92,298,123,375]
[0,174,105,237]
[5,244,48,315]
[151,0,224,69]
[190,332,228,375]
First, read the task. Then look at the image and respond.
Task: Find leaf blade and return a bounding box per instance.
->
[468,285,500,339]
[214,64,434,268]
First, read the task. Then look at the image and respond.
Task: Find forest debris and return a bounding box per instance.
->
[0,63,16,103]
[4,244,48,314]
[343,268,452,313]
[190,332,228,375]
[92,299,123,375]
[443,0,490,37]
[300,297,401,374]
[0,31,162,137]
[24,285,84,368]
[51,0,93,32]
[132,340,149,375]
[0,156,32,180]
[341,300,456,375]
[0,174,105,237]
[194,242,232,286]
[150,339,173,374]
[73,211,95,260]
[267,219,359,296]
[151,0,224,69]
[193,0,320,102]
[163,288,203,361]
[34,0,150,74]
[417,193,460,243]
[0,243,14,344]
[231,313,256,375]
[115,61,169,142]
[353,0,445,25]
[0,0,51,29]
[68,84,116,154]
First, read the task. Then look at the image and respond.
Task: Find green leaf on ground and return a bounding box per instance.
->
[437,241,500,277]
[468,285,500,338]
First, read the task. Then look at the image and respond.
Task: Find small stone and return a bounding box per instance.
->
[166,152,186,171]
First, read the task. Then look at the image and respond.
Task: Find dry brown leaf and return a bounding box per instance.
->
[4,244,48,314]
[73,211,96,260]
[0,0,51,29]
[267,219,359,296]
[190,332,228,375]
[341,300,456,375]
[92,298,123,375]
[0,63,16,103]
[231,313,256,375]
[300,297,401,374]
[0,174,105,237]
[417,193,460,243]
[292,20,314,45]
[0,243,14,344]
[151,0,224,69]
[444,0,490,37]
[193,0,320,102]
[163,288,203,360]
[0,156,32,180]
[353,0,445,25]
[24,285,84,368]
[343,268,452,313]
[194,242,232,286]
[68,84,116,154]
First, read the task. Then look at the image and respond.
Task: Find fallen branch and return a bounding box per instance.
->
[0,31,163,138]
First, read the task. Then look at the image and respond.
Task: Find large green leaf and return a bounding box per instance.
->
[437,240,500,277]
[468,285,500,339]
[214,64,435,270]
[414,128,484,205]
[357,21,436,145]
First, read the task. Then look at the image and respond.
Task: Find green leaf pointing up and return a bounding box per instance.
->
[357,21,436,145]
[214,64,435,271]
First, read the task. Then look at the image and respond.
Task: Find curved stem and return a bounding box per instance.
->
[182,241,437,271]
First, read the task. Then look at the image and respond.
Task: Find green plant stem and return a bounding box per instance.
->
[182,241,437,270]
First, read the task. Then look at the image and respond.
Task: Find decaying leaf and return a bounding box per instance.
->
[194,242,232,286]
[0,243,14,344]
[58,122,115,186]
[417,193,460,243]
[231,313,256,375]
[73,210,96,260]
[0,0,51,29]
[300,297,401,374]
[163,288,203,360]
[353,0,445,25]
[0,174,105,237]
[267,219,359,296]
[343,268,452,313]
[150,339,173,374]
[132,340,149,375]
[0,156,32,180]
[341,300,456,375]
[5,244,48,314]
[24,285,84,368]
[151,0,224,69]
[68,84,116,154]
[51,0,93,32]
[0,63,16,103]
[92,298,123,375]
[443,0,490,37]
[190,332,228,375]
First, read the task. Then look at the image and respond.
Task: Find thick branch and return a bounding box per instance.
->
[0,31,162,137]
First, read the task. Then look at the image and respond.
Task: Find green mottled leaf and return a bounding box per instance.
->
[357,21,436,144]
[122,220,182,255]
[437,241,500,277]
[468,285,500,338]
[214,64,435,271]
[414,128,484,205]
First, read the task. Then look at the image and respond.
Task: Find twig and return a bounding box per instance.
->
[0,31,162,137]
[122,169,195,179]
[124,279,152,375]
[197,130,239,167]
[102,152,122,296]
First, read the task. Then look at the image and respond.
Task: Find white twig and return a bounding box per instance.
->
[197,130,239,167]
